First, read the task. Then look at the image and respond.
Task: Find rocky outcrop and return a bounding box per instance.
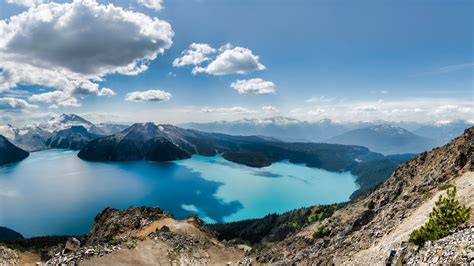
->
[0,246,19,265]
[43,206,246,265]
[0,135,29,165]
[87,206,172,244]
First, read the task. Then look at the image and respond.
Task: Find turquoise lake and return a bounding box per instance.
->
[0,149,359,237]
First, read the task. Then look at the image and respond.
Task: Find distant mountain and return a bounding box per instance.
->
[79,122,375,172]
[413,120,473,146]
[181,117,349,142]
[0,135,29,165]
[0,124,16,139]
[89,123,129,135]
[0,226,23,241]
[46,126,102,150]
[0,114,127,151]
[39,113,94,133]
[326,125,436,155]
[13,126,51,151]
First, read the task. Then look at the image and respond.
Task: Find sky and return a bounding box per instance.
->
[0,0,472,126]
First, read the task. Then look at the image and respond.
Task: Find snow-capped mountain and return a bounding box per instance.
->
[0,114,128,152]
[38,114,94,133]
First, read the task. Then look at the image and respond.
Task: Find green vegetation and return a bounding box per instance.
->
[438,183,455,191]
[0,235,79,252]
[409,187,470,245]
[349,154,416,200]
[312,226,331,239]
[367,200,375,210]
[207,204,344,245]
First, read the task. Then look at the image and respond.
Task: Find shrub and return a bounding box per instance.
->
[367,200,375,210]
[438,183,455,191]
[312,226,331,239]
[409,187,470,245]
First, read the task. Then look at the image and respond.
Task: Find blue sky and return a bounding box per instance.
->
[0,0,472,125]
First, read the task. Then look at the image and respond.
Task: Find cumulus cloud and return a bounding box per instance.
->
[5,0,46,8]
[0,97,38,110]
[0,0,173,107]
[230,78,276,94]
[125,89,171,102]
[192,46,265,75]
[173,43,216,67]
[98,87,116,97]
[137,0,163,11]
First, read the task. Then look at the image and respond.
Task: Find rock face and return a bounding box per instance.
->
[46,126,102,150]
[0,135,29,165]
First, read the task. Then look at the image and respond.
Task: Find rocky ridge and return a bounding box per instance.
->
[251,127,473,264]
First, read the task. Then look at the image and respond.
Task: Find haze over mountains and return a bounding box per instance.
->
[1,114,471,155]
[326,125,437,155]
[182,117,472,154]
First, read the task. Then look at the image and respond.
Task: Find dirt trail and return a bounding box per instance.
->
[17,251,41,265]
[350,171,473,263]
[82,217,245,265]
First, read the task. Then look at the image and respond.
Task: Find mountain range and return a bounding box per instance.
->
[0,114,127,152]
[78,122,371,171]
[182,117,472,154]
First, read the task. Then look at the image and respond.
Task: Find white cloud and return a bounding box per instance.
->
[125,89,171,102]
[29,90,84,109]
[98,87,116,97]
[230,78,276,95]
[49,98,81,109]
[137,0,163,11]
[193,46,265,75]
[353,105,378,112]
[5,0,46,8]
[0,97,38,110]
[261,106,280,113]
[173,43,216,67]
[0,0,173,107]
[201,106,257,115]
[307,107,325,116]
[29,91,67,103]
